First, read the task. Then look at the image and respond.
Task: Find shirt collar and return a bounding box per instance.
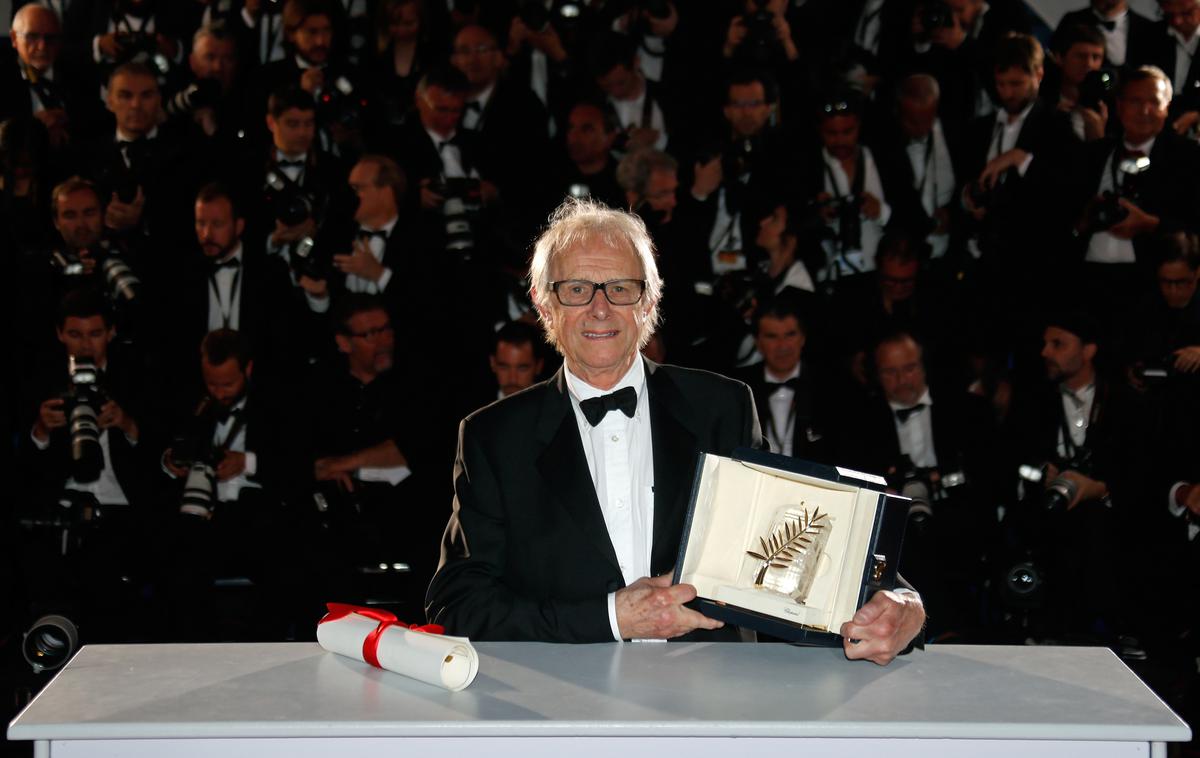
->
[1122,135,1155,154]
[275,149,308,163]
[1169,26,1200,47]
[1094,7,1128,24]
[997,100,1035,127]
[215,242,244,267]
[470,82,496,111]
[764,362,801,384]
[116,125,158,142]
[564,355,645,405]
[1061,382,1095,404]
[361,215,399,236]
[426,126,457,146]
[295,54,324,70]
[888,387,933,412]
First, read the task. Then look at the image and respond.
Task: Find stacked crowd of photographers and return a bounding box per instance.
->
[1,0,1199,728]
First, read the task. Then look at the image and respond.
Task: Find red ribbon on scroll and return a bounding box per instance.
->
[321,603,446,669]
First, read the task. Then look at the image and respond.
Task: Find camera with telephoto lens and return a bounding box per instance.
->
[165,77,222,119]
[291,186,360,281]
[890,455,968,526]
[432,177,482,256]
[22,614,79,673]
[264,170,316,228]
[1078,68,1116,112]
[1017,447,1095,513]
[921,0,956,31]
[169,431,221,519]
[317,76,369,130]
[1089,154,1151,231]
[101,254,140,304]
[62,356,106,484]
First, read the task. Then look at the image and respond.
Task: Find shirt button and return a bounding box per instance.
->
[611,435,619,442]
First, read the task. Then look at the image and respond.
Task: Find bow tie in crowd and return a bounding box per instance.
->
[356,228,388,242]
[277,158,305,168]
[894,403,927,423]
[580,386,637,426]
[765,377,801,394]
[211,256,241,271]
[1095,17,1116,31]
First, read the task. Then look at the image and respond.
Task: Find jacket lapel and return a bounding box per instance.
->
[534,369,622,575]
[646,361,699,572]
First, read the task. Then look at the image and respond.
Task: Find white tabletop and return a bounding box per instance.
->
[7,642,1191,742]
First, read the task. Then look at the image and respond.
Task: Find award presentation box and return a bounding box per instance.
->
[674,447,910,645]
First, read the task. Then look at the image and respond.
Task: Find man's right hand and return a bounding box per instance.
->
[98,33,124,60]
[33,398,67,442]
[300,67,324,95]
[298,274,328,298]
[271,217,317,245]
[420,178,445,210]
[615,574,724,639]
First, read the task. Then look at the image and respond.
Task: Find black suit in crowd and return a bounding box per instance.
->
[731,362,833,465]
[0,42,99,144]
[426,360,763,642]
[1055,6,1158,71]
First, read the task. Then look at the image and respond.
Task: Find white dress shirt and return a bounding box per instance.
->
[212,397,260,503]
[609,86,668,151]
[207,244,243,332]
[987,100,1036,167]
[763,363,801,457]
[564,358,655,641]
[1096,8,1130,67]
[1166,482,1199,541]
[462,83,494,131]
[889,388,937,469]
[241,6,287,63]
[346,215,397,294]
[1086,136,1154,264]
[820,145,891,276]
[1169,26,1200,98]
[906,119,955,258]
[855,0,886,56]
[1057,382,1095,458]
[426,127,471,179]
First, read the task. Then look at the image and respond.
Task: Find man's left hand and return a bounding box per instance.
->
[978,148,1028,189]
[1108,199,1159,239]
[1173,345,1200,372]
[1057,470,1108,510]
[98,400,138,440]
[215,451,247,481]
[333,239,384,281]
[860,192,882,220]
[840,589,925,666]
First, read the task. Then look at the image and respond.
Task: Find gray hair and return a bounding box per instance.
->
[529,197,663,350]
[898,73,940,106]
[616,148,678,200]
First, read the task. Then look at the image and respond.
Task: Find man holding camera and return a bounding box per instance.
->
[161,328,302,640]
[1054,0,1156,70]
[164,25,247,151]
[1045,24,1109,143]
[1072,66,1200,315]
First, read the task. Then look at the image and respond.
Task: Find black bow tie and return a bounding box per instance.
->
[211,256,241,271]
[277,158,306,168]
[436,137,456,152]
[579,386,637,426]
[1095,17,1116,31]
[465,101,482,112]
[765,377,801,394]
[894,403,927,423]
[118,137,149,158]
[357,228,388,241]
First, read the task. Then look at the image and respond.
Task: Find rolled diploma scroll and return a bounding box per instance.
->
[317,611,479,691]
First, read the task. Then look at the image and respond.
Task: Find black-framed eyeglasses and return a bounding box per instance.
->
[550,279,646,306]
[16,32,61,44]
[347,324,394,340]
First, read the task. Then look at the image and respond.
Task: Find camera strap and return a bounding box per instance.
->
[823,147,866,201]
[211,405,248,454]
[114,12,150,36]
[640,88,654,129]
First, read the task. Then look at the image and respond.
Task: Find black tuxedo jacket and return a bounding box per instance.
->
[426,360,764,641]
[731,363,832,465]
[1055,7,1158,71]
[1143,19,1200,116]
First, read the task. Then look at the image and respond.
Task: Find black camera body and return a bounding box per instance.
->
[828,194,864,251]
[170,430,222,520]
[264,169,317,229]
[114,30,157,62]
[62,357,107,484]
[921,0,956,31]
[317,76,369,131]
[51,243,141,306]
[1089,154,1151,231]
[740,1,778,62]
[1078,68,1116,112]
[1017,447,1095,513]
[166,77,222,118]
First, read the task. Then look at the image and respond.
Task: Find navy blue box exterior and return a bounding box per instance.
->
[672,447,910,647]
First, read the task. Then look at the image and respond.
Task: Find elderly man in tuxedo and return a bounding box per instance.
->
[427,198,924,664]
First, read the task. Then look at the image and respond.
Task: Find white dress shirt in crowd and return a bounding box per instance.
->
[345,215,397,294]
[462,83,494,131]
[427,127,470,179]
[1086,136,1154,264]
[708,186,746,274]
[855,0,886,56]
[1166,482,1200,541]
[212,397,260,503]
[207,243,243,332]
[987,100,1036,166]
[609,86,668,151]
[115,125,158,168]
[764,363,801,457]
[890,388,937,469]
[1169,26,1200,97]
[906,119,955,258]
[1057,382,1095,458]
[1096,8,1130,67]
[240,5,287,64]
[565,357,654,642]
[820,145,891,276]
[275,149,308,184]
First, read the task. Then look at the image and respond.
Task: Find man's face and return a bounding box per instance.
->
[266,107,315,154]
[1060,42,1105,88]
[876,338,927,407]
[417,85,465,137]
[596,63,639,101]
[339,309,395,377]
[194,197,244,260]
[994,66,1041,115]
[724,82,772,138]
[11,8,60,72]
[490,340,543,396]
[878,256,919,303]
[819,114,860,161]
[898,97,937,140]
[58,315,113,364]
[1117,77,1170,144]
[1158,260,1200,309]
[451,26,502,89]
[1162,0,1200,39]
[202,358,250,408]
[755,314,805,377]
[1041,326,1093,383]
[566,104,615,166]
[291,13,333,65]
[349,161,395,224]
[106,73,161,137]
[54,189,103,251]
[190,34,236,90]
[386,1,421,42]
[540,241,651,384]
[641,169,678,219]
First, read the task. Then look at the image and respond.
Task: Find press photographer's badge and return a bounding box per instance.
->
[743,505,831,604]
